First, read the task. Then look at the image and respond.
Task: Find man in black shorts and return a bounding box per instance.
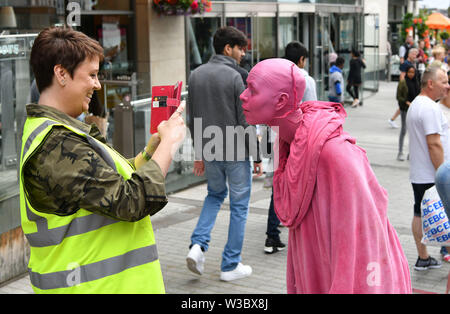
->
[407,66,450,270]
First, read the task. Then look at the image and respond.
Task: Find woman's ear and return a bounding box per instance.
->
[275,92,289,111]
[54,64,68,87]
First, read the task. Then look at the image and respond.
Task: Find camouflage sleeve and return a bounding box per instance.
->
[23,127,168,222]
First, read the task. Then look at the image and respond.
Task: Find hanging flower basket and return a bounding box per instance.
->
[153,0,212,16]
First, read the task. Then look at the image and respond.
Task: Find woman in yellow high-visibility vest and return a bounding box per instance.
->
[20,27,185,294]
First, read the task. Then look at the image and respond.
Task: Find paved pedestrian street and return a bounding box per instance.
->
[1,81,449,294]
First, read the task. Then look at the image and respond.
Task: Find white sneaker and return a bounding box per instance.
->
[397,152,406,161]
[220,263,252,281]
[186,244,205,275]
[388,119,399,129]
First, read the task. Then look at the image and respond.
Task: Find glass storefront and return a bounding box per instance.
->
[0,32,36,234]
[226,16,277,66]
[187,2,368,101]
[363,13,380,92]
[278,16,298,58]
[188,17,221,71]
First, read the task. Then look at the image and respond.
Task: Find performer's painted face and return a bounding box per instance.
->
[240,58,305,126]
[240,71,276,125]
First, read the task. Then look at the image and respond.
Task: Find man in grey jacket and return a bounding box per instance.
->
[186,26,262,281]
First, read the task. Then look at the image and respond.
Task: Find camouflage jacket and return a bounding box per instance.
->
[22,104,168,221]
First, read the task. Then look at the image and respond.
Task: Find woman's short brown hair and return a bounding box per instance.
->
[30,27,104,93]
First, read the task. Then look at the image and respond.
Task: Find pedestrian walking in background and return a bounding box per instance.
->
[429,45,448,73]
[240,58,412,294]
[401,49,420,79]
[347,49,366,108]
[186,26,262,282]
[389,48,420,129]
[417,40,428,77]
[436,73,450,263]
[328,57,345,104]
[264,190,286,254]
[406,65,450,271]
[21,27,186,293]
[285,41,317,102]
[396,65,420,161]
[399,35,415,65]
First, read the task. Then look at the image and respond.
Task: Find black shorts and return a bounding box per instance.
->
[412,183,435,217]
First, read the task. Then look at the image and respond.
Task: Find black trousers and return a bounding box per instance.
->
[346,83,360,100]
[266,190,281,240]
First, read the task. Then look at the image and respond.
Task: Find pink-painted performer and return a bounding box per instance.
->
[240,58,411,294]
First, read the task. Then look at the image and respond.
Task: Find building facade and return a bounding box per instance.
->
[0,0,386,284]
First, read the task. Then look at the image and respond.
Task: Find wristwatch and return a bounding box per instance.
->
[141,147,152,161]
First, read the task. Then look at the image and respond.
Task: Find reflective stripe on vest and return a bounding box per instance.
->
[24,200,118,248]
[20,118,164,293]
[29,244,158,290]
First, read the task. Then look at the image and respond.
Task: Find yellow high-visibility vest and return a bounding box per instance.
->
[19,117,165,294]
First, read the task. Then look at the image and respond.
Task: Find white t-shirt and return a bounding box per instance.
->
[439,102,450,127]
[299,68,317,102]
[399,45,406,59]
[406,95,449,183]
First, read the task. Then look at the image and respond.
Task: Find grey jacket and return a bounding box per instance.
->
[187,54,260,162]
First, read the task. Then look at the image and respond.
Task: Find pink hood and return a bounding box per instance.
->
[273,100,411,294]
[273,100,346,228]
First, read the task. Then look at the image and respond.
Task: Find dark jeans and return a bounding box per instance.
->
[266,190,281,240]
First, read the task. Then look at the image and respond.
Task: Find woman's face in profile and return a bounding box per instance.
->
[64,56,101,117]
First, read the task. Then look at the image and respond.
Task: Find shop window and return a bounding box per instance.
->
[0,3,61,32]
[226,17,276,68]
[75,2,135,114]
[255,17,276,62]
[188,17,220,71]
[278,16,298,58]
[0,33,36,186]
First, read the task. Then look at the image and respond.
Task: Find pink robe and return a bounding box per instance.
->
[273,101,412,294]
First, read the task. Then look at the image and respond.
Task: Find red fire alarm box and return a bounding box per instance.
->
[150,81,182,134]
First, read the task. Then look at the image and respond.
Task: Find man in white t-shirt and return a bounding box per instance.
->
[284,41,317,102]
[406,65,450,271]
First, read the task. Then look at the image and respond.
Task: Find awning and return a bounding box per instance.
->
[425,12,450,30]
